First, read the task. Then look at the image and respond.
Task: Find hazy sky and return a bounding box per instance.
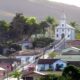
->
[49,0,80,7]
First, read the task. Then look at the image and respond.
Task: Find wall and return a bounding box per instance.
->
[36,60,67,71]
[0,63,13,72]
[53,60,67,71]
[36,64,49,71]
[22,42,33,50]
[16,56,35,64]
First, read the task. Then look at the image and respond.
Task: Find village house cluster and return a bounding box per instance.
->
[0,14,80,80]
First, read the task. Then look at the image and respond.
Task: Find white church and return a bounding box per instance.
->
[55,14,75,40]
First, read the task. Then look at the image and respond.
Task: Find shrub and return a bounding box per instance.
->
[39,74,58,80]
[33,37,54,48]
[62,65,80,80]
[58,76,72,80]
[9,44,21,51]
[46,68,53,71]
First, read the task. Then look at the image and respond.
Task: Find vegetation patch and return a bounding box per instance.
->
[32,37,54,48]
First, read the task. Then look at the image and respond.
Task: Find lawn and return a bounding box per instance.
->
[40,71,62,76]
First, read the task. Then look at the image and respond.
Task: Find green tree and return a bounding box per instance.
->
[0,20,9,31]
[11,70,21,80]
[46,16,55,24]
[26,17,37,25]
[39,21,49,37]
[0,20,9,43]
[70,21,80,40]
[70,21,77,27]
[49,51,57,58]
[9,13,27,41]
[46,16,58,31]
[26,17,40,38]
[62,65,80,80]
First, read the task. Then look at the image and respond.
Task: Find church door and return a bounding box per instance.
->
[61,33,65,39]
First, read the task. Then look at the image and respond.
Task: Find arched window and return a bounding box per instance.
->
[56,34,58,37]
[62,29,64,31]
[62,24,64,27]
[68,35,70,37]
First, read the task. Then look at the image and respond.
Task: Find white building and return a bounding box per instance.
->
[55,14,75,40]
[36,59,67,71]
[10,49,42,64]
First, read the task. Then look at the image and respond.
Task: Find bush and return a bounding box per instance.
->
[9,44,21,51]
[46,68,53,71]
[58,76,72,80]
[39,74,58,80]
[62,65,80,80]
[33,37,54,48]
[0,45,4,54]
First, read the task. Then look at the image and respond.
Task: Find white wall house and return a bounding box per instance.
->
[55,14,75,40]
[16,55,35,64]
[36,59,67,71]
[11,49,42,64]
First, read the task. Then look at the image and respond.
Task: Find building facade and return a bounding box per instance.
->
[55,14,75,40]
[36,59,67,71]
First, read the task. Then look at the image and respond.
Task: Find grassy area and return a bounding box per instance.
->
[76,32,80,40]
[40,71,62,76]
[76,46,80,49]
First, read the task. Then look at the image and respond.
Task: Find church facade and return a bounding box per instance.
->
[55,14,75,40]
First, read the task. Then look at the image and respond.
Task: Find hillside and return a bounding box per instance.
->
[0,0,80,23]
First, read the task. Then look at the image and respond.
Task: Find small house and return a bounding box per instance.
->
[0,58,21,72]
[36,59,67,71]
[10,49,42,64]
[0,58,21,77]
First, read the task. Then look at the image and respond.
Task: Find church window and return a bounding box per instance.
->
[62,24,64,27]
[68,35,70,37]
[56,34,58,37]
[62,29,64,31]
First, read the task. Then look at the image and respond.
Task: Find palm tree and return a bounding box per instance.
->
[46,16,58,31]
[26,17,39,38]
[39,21,49,37]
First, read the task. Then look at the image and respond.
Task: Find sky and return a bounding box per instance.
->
[49,0,80,7]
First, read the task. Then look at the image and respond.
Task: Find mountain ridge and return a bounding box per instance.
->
[0,0,80,23]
